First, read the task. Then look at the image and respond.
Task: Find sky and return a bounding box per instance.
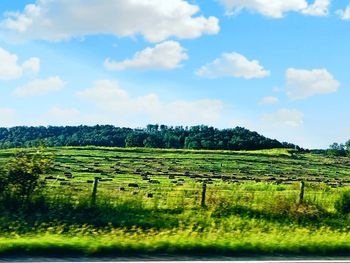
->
[0,0,350,149]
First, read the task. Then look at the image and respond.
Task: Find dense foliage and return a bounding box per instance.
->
[335,190,350,214]
[0,124,300,150]
[0,148,52,210]
[327,142,350,157]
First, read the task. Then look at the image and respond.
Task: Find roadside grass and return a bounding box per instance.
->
[1,225,350,256]
[1,146,350,256]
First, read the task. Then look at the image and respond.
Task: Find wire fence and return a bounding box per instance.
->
[43,177,343,210]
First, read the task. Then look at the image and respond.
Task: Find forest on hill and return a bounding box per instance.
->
[0,124,300,150]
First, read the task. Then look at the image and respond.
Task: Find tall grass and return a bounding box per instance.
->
[1,183,350,256]
[0,182,347,229]
[1,224,350,256]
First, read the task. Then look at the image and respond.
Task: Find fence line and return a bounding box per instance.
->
[43,178,341,209]
[48,184,342,195]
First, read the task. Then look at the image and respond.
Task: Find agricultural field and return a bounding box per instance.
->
[1,146,350,257]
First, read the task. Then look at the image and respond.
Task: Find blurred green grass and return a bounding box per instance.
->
[1,146,350,256]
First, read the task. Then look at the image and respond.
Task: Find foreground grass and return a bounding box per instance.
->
[1,146,350,257]
[2,225,350,256]
[1,198,350,257]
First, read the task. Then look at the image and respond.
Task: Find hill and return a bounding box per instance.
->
[0,124,300,150]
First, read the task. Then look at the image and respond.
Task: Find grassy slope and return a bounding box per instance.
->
[0,147,350,257]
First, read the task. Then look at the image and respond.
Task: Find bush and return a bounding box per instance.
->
[0,148,52,210]
[335,191,350,214]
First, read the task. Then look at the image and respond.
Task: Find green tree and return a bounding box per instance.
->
[143,134,163,148]
[327,143,346,157]
[125,132,147,147]
[0,124,296,151]
[0,148,53,208]
[345,140,350,156]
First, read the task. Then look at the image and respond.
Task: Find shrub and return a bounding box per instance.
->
[335,191,350,214]
[0,148,53,210]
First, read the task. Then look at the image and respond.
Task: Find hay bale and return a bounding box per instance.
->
[149,180,160,184]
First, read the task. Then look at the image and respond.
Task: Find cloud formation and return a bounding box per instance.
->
[195,52,270,79]
[286,68,340,100]
[105,41,188,71]
[0,47,39,80]
[259,96,279,105]
[301,0,330,16]
[217,0,330,18]
[262,108,304,128]
[0,108,17,127]
[1,0,219,42]
[337,3,350,20]
[14,76,66,96]
[76,80,223,126]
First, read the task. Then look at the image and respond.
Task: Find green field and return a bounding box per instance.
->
[1,146,350,257]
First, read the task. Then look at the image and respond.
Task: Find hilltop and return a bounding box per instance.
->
[0,124,300,150]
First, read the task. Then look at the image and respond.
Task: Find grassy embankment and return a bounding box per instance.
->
[0,147,350,256]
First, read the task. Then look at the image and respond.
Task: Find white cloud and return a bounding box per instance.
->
[0,47,39,80]
[0,108,17,127]
[1,0,219,42]
[104,41,188,71]
[77,80,223,126]
[259,96,279,105]
[48,107,80,120]
[21,57,40,74]
[14,76,66,96]
[261,108,304,128]
[2,4,39,32]
[273,86,282,93]
[217,0,330,18]
[195,52,270,79]
[302,0,330,16]
[76,80,129,103]
[336,4,350,20]
[161,99,223,125]
[0,48,22,80]
[286,68,340,100]
[44,107,81,126]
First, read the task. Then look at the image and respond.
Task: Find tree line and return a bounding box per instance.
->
[0,124,301,150]
[326,142,350,157]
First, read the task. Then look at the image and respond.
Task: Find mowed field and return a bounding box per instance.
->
[1,146,350,257]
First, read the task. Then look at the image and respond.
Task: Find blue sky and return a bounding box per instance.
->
[0,0,350,149]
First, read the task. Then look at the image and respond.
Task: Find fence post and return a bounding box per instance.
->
[299,181,305,204]
[201,181,207,208]
[91,177,99,206]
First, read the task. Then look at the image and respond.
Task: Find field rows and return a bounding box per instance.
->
[1,147,350,256]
